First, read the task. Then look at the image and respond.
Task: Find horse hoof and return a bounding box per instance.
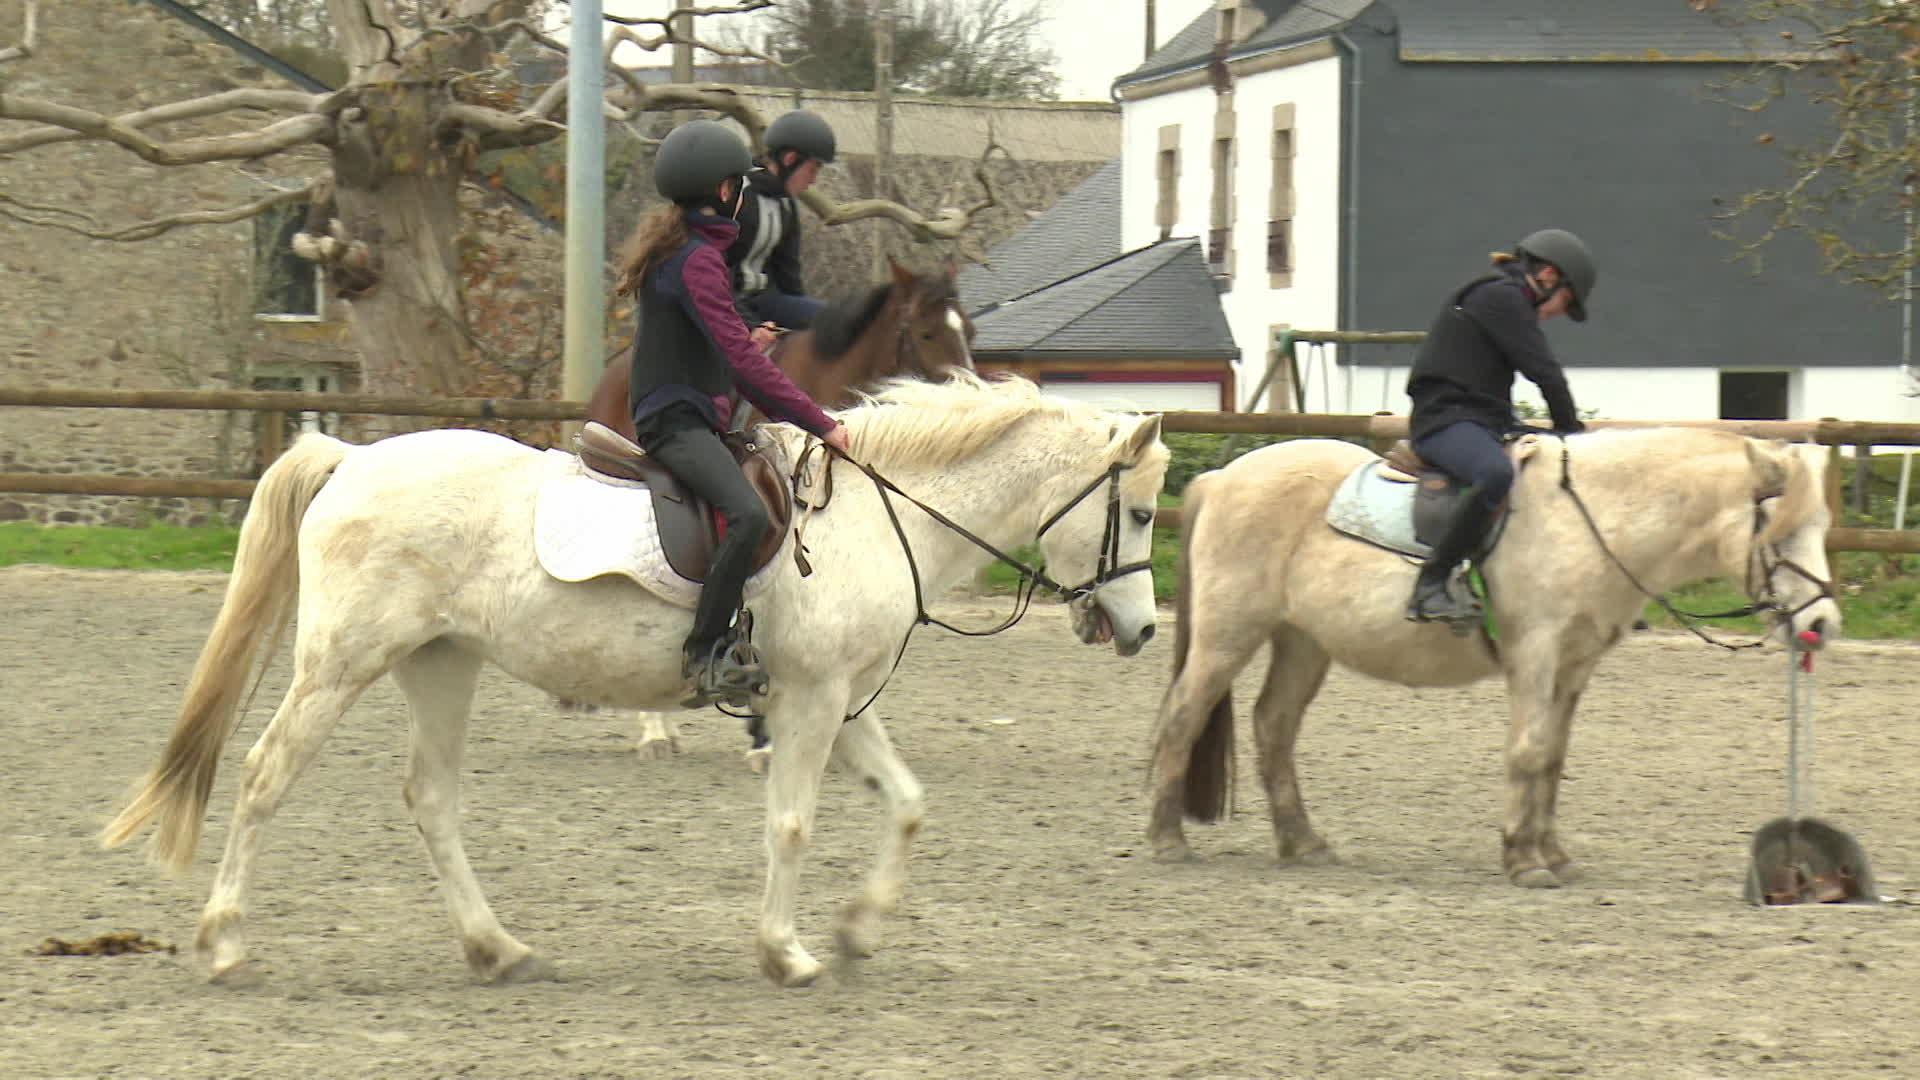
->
[1280,847,1338,867]
[1512,868,1562,889]
[208,960,265,989]
[1151,844,1199,864]
[760,944,823,988]
[492,953,560,984]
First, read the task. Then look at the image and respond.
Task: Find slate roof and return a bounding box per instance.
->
[969,240,1239,359]
[1396,0,1810,63]
[1116,0,1372,89]
[958,159,1122,312]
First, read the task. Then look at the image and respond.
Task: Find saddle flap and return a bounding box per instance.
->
[573,422,793,584]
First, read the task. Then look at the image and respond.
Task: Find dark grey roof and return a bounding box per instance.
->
[1397,1,1809,63]
[1116,0,1372,88]
[969,240,1239,359]
[958,159,1122,312]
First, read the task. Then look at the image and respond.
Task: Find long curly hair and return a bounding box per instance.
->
[614,205,688,297]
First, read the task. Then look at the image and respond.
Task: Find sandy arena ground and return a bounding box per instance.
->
[3,565,1919,1078]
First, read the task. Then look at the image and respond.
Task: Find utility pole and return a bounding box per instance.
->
[1146,0,1156,60]
[872,0,896,278]
[562,0,606,411]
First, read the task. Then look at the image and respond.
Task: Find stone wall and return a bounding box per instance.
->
[0,0,356,526]
[0,4,1119,526]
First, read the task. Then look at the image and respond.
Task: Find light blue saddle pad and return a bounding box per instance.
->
[1324,460,1432,559]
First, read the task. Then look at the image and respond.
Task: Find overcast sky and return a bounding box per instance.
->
[592,0,1217,102]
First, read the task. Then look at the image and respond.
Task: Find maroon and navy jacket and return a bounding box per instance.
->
[628,211,836,437]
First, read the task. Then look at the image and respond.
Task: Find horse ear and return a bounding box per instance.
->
[1746,438,1792,502]
[1123,414,1164,463]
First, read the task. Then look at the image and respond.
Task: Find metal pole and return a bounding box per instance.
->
[871,0,896,279]
[1898,451,1914,531]
[562,1,607,410]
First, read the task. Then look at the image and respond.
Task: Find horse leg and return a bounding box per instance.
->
[1250,627,1334,865]
[826,708,925,967]
[633,710,681,760]
[391,641,552,983]
[755,686,848,988]
[1536,653,1603,885]
[196,643,385,981]
[1501,638,1595,888]
[1146,633,1262,862]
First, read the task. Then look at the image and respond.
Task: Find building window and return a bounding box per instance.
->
[1210,135,1234,280]
[1269,104,1296,286]
[1267,220,1291,274]
[253,204,325,321]
[1720,371,1790,420]
[1156,124,1181,241]
[251,367,341,470]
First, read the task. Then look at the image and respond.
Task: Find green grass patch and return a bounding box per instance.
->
[0,522,239,571]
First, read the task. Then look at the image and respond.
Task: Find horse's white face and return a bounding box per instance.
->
[1749,443,1842,649]
[1041,415,1167,657]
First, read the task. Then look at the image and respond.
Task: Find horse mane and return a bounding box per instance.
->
[810,272,958,361]
[1551,427,1825,542]
[833,372,1163,480]
[810,285,893,361]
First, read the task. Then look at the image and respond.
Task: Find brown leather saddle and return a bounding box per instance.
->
[1381,438,1522,553]
[575,421,793,583]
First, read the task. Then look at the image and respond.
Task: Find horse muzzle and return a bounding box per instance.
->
[1072,596,1155,657]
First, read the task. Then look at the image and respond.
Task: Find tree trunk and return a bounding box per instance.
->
[333,173,467,395]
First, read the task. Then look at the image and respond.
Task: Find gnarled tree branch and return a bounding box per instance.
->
[0,87,333,155]
[0,179,318,242]
[0,92,335,164]
[805,134,1009,241]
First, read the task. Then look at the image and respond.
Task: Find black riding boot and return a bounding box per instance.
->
[1406,497,1496,629]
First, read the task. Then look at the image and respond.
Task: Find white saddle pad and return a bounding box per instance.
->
[532,449,780,610]
[1324,459,1432,559]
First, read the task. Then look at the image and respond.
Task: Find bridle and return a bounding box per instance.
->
[789,441,1152,717]
[1557,440,1835,651]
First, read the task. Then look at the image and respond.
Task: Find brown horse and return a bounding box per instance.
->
[586,257,976,439]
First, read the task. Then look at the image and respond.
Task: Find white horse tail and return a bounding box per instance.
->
[1170,473,1234,823]
[100,432,351,872]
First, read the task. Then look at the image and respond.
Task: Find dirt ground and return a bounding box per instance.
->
[4,566,1920,1078]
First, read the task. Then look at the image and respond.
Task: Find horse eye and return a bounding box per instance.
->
[1130,508,1154,527]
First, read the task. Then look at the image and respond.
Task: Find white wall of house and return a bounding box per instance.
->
[1331,362,1920,426]
[1121,46,1344,411]
[1036,380,1225,413]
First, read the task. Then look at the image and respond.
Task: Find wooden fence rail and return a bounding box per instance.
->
[5,385,1920,555]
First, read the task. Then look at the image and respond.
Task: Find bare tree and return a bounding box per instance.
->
[0,1,1001,394]
[1703,0,1920,296]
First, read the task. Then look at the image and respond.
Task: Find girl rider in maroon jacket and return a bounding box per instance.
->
[1402,228,1597,628]
[614,119,852,709]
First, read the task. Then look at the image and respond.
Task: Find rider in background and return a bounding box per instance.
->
[615,119,852,708]
[730,110,837,342]
[1402,228,1596,626]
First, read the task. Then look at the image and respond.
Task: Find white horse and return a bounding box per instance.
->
[1150,429,1839,886]
[101,374,1168,987]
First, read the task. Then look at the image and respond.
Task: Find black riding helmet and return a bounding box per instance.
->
[654,119,753,205]
[764,109,837,167]
[1515,228,1596,322]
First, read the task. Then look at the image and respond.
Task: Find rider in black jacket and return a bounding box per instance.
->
[1403,228,1597,626]
[730,110,837,335]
